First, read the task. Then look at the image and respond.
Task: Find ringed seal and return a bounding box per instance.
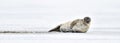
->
[49,17,91,33]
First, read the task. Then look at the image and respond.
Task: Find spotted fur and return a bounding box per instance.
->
[49,17,91,33]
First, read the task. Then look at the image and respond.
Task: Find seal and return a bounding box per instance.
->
[49,17,91,33]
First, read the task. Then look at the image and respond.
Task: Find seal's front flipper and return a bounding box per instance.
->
[48,25,61,32]
[70,19,79,29]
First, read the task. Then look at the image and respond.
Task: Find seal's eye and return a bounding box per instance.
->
[84,17,91,23]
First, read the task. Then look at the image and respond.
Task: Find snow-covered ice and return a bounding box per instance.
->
[0,27,120,43]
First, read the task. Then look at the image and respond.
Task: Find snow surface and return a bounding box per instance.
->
[0,28,120,43]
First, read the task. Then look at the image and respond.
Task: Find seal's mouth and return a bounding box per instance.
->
[84,17,91,23]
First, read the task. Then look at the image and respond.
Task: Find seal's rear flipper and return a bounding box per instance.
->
[48,25,61,32]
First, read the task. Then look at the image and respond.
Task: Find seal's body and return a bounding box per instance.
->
[49,17,91,33]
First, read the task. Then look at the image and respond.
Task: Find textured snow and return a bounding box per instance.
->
[0,28,120,43]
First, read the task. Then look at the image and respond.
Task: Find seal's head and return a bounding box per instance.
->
[84,17,91,24]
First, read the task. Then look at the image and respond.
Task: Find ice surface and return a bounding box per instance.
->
[0,28,120,43]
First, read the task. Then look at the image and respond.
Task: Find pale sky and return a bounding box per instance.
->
[0,0,120,28]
